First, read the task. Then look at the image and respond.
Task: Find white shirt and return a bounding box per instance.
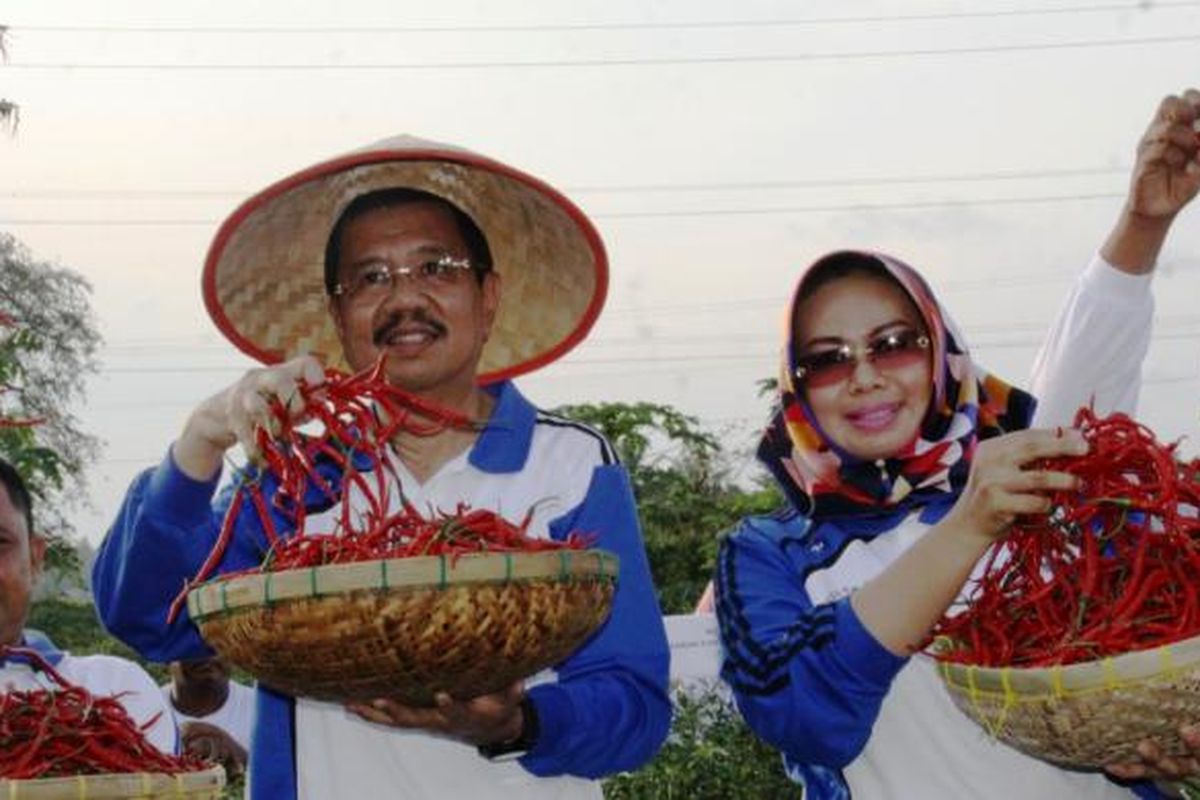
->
[1030,256,1155,428]
[163,679,256,752]
[806,510,1133,800]
[293,423,606,800]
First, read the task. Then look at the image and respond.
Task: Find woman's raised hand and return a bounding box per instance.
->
[1102,88,1200,273]
[1126,89,1200,222]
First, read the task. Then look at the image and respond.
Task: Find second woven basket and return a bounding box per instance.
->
[936,633,1200,767]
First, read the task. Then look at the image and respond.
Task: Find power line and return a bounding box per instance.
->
[4,189,241,199]
[96,317,1200,355]
[599,264,1198,322]
[99,313,1200,348]
[92,331,1200,375]
[1,218,212,226]
[599,192,1126,219]
[12,2,1199,35]
[600,281,1057,318]
[7,33,1200,70]
[0,189,1128,227]
[571,168,1128,194]
[0,166,1130,199]
[82,359,729,376]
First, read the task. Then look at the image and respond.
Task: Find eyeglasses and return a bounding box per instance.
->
[794,328,931,387]
[332,254,476,301]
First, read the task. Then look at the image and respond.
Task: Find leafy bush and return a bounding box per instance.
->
[603,687,800,799]
[553,402,781,613]
[26,597,167,682]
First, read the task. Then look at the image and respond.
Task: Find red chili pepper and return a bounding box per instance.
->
[0,645,211,779]
[168,355,594,613]
[167,488,246,624]
[929,407,1200,667]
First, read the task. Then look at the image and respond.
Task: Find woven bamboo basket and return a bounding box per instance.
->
[187,549,619,705]
[936,633,1200,767]
[0,767,225,799]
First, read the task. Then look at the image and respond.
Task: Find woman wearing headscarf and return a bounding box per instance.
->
[715,90,1200,799]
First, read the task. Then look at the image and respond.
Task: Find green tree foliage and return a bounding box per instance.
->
[553,402,781,614]
[0,25,18,134]
[0,233,102,577]
[25,597,168,682]
[603,688,799,799]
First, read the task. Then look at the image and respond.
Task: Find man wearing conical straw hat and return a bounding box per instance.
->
[91,137,672,800]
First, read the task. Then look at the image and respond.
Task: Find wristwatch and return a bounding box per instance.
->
[477,695,540,762]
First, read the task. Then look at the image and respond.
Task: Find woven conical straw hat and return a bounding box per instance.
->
[202,135,607,383]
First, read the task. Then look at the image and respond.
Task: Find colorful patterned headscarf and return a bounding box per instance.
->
[757,250,1035,520]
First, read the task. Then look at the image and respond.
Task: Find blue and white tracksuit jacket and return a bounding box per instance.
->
[92,380,670,800]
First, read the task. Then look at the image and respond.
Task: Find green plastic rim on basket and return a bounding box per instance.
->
[188,549,620,707]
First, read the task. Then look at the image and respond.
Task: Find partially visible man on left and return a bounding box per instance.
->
[0,456,177,754]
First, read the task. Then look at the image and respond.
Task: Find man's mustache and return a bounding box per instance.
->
[372,310,448,347]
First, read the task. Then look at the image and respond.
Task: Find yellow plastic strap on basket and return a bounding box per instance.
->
[219,579,230,613]
[597,551,607,579]
[77,775,88,800]
[504,552,513,583]
[989,667,1014,735]
[264,571,274,605]
[1159,643,1177,679]
[309,566,319,597]
[175,773,186,797]
[964,664,1000,734]
[965,664,980,702]
[1050,664,1065,699]
[380,559,390,589]
[438,555,447,589]
[1102,655,1119,690]
[142,773,153,796]
[559,550,571,581]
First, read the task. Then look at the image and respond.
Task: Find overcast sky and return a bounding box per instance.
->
[2,0,1199,545]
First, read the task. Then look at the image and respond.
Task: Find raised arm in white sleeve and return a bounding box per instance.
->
[1029,257,1154,427]
[1030,89,1199,428]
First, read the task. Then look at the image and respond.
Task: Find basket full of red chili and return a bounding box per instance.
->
[188,546,617,706]
[930,408,1200,768]
[0,646,225,799]
[174,360,619,707]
